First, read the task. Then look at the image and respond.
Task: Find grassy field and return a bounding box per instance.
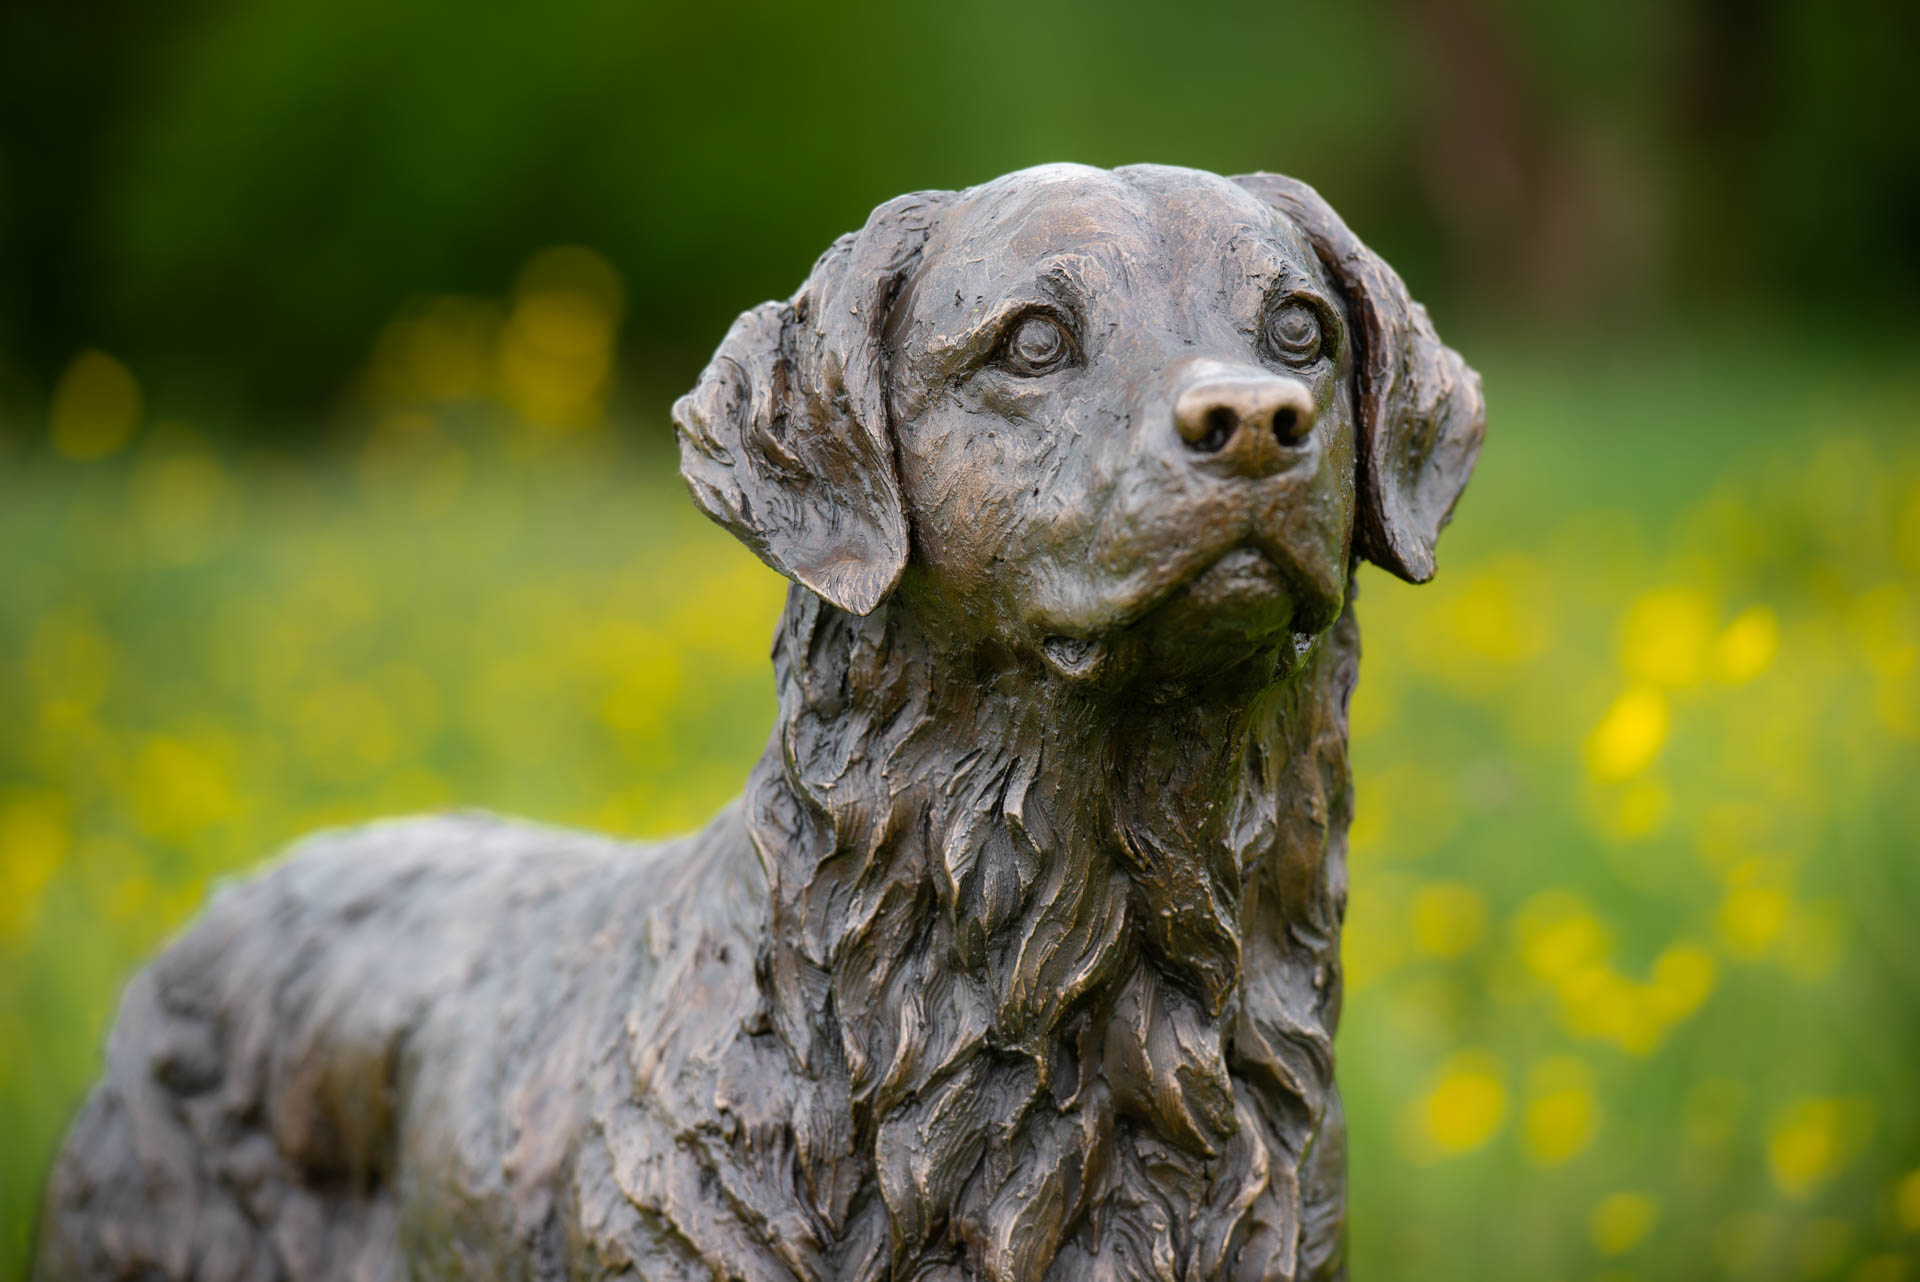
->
[3,331,1918,1279]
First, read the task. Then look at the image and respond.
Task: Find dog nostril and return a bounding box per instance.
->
[1197,406,1236,453]
[1272,406,1302,443]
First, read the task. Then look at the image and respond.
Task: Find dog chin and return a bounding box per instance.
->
[1041,546,1307,686]
[1176,544,1293,607]
[1146,543,1302,647]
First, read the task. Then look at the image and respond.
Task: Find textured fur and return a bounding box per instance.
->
[745,589,1360,1281]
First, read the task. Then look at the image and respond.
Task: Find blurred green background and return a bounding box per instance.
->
[3,0,1918,1278]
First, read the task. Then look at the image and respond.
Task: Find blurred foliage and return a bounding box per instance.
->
[2,0,1917,422]
[4,305,1920,1275]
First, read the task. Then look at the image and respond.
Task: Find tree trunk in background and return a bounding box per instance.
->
[1397,0,1787,324]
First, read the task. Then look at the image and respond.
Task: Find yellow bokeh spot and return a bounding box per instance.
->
[518,246,624,331]
[1897,480,1920,575]
[1646,943,1717,1023]
[498,246,625,434]
[1442,568,1550,664]
[1768,1097,1869,1200]
[0,793,70,943]
[1590,1191,1660,1256]
[1877,669,1920,740]
[1349,673,1394,737]
[1411,881,1487,959]
[130,736,238,841]
[1719,879,1792,960]
[513,290,613,362]
[1347,805,1384,859]
[1515,891,1613,981]
[1556,962,1662,1055]
[49,348,142,460]
[1716,606,1780,684]
[1510,910,1712,1053]
[1895,1167,1920,1234]
[1620,588,1715,688]
[1586,686,1669,781]
[1524,1056,1597,1167]
[1853,584,1918,679]
[1417,1050,1507,1156]
[1607,778,1673,842]
[1340,874,1408,993]
[365,295,504,407]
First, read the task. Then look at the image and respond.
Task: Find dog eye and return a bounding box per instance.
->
[1000,314,1074,376]
[1266,300,1323,364]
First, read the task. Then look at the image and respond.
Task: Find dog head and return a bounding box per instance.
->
[675,162,1481,684]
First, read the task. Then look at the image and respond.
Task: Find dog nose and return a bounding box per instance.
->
[1173,376,1317,474]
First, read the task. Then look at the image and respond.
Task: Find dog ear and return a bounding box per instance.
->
[1232,173,1485,583]
[673,192,944,614]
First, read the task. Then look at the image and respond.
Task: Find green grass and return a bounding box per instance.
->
[4,331,1918,1278]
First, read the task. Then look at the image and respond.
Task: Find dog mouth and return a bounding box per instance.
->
[1175,544,1290,605]
[1040,545,1300,681]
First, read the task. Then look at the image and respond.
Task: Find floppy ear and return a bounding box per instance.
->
[1232,172,1485,583]
[673,192,945,614]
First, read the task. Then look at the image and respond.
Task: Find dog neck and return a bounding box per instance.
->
[737,584,1356,1282]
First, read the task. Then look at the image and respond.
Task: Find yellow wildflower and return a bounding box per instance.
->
[1768,1097,1871,1200]
[1589,1191,1660,1256]
[1411,882,1487,959]
[1715,606,1779,684]
[1620,588,1715,688]
[49,349,142,459]
[1415,1050,1507,1156]
[1586,686,1669,781]
[1523,1056,1597,1167]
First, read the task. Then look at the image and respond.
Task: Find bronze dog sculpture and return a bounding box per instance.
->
[36,164,1482,1282]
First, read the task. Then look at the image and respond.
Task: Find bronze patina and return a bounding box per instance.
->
[36,164,1482,1282]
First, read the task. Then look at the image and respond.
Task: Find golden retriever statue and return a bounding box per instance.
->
[37,164,1482,1282]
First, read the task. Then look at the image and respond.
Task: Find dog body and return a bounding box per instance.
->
[32,807,791,1280]
[37,165,1481,1281]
